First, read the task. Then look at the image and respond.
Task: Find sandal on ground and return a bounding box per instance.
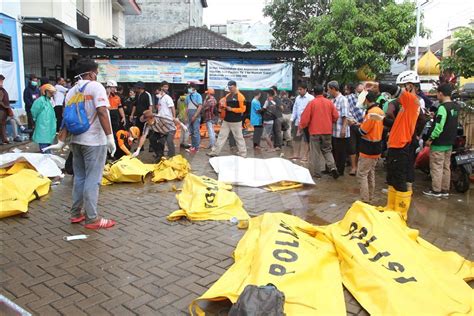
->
[70,214,86,224]
[84,218,116,230]
[289,156,300,160]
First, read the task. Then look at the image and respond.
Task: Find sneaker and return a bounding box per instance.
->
[440,190,450,197]
[13,136,22,142]
[206,152,217,157]
[186,147,198,154]
[423,189,442,198]
[330,168,339,179]
[180,143,191,149]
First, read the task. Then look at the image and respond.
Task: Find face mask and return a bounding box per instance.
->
[156,94,160,98]
[188,88,193,94]
[31,81,38,87]
[130,95,135,99]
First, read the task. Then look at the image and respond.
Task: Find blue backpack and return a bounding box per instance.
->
[62,82,93,135]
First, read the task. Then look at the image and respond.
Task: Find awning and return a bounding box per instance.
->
[22,17,113,48]
[62,30,82,48]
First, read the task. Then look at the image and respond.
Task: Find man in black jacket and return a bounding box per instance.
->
[423,83,460,197]
[23,74,40,133]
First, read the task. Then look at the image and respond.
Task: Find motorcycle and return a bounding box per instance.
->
[415,123,473,193]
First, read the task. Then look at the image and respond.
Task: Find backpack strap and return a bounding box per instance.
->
[78,81,91,93]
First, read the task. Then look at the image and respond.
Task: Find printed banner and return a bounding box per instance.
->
[207,60,293,91]
[96,59,205,83]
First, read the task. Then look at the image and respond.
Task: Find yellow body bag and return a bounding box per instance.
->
[152,155,190,182]
[190,212,345,315]
[325,201,473,315]
[167,174,249,221]
[102,156,153,185]
[0,169,51,218]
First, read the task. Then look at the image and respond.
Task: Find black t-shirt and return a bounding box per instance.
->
[272,96,283,118]
[135,91,152,117]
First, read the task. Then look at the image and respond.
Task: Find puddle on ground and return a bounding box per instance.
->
[283,209,329,226]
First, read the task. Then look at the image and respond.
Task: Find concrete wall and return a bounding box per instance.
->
[112,3,126,46]
[21,0,77,29]
[125,0,203,47]
[88,0,114,41]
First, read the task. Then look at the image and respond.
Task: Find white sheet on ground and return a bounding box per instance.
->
[0,153,65,178]
[209,155,315,187]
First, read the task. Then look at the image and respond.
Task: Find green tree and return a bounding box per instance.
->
[264,0,419,84]
[439,26,474,79]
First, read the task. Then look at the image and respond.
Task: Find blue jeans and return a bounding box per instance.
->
[206,120,216,148]
[187,109,201,149]
[70,144,107,223]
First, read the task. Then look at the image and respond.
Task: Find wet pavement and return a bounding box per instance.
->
[1,138,473,315]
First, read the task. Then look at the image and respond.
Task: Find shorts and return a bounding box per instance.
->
[348,124,360,155]
[291,122,309,143]
[263,122,273,138]
[387,144,410,192]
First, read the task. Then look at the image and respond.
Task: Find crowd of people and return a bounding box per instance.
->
[0,57,462,229]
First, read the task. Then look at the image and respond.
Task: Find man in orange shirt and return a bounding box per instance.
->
[299,84,339,179]
[207,80,247,157]
[356,91,385,203]
[367,71,421,219]
[115,126,140,159]
[106,80,126,142]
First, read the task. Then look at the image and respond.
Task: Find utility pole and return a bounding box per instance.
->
[414,0,429,71]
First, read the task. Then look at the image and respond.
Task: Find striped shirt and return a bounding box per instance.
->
[143,114,176,137]
[332,93,350,138]
[346,93,365,123]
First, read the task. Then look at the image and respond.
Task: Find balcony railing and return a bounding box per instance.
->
[76,10,89,34]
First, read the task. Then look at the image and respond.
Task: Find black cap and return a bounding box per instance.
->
[227,80,237,87]
[134,81,145,89]
[0,74,5,80]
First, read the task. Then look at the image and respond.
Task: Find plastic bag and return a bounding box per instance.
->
[168,174,249,222]
[325,201,473,315]
[152,154,191,182]
[101,156,153,185]
[0,169,51,218]
[190,212,345,315]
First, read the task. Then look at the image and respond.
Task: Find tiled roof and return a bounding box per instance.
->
[147,26,253,49]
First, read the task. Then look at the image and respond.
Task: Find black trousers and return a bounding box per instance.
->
[272,117,283,148]
[407,138,418,183]
[26,110,34,136]
[54,106,63,132]
[332,137,349,175]
[387,144,410,192]
[149,131,167,161]
[253,125,263,147]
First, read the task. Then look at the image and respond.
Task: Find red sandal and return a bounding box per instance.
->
[70,214,86,224]
[84,218,116,230]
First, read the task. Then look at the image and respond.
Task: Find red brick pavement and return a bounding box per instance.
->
[1,139,472,315]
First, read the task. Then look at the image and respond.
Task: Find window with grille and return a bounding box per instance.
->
[0,34,13,61]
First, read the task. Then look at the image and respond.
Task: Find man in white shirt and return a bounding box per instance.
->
[156,80,176,157]
[53,77,68,132]
[44,59,116,230]
[290,83,314,160]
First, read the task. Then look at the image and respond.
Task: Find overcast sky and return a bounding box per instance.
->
[203,0,473,46]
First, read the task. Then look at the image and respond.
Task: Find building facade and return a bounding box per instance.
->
[0,1,26,109]
[20,0,141,80]
[125,0,207,47]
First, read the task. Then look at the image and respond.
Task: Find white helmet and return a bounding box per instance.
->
[106,80,118,87]
[396,70,420,84]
